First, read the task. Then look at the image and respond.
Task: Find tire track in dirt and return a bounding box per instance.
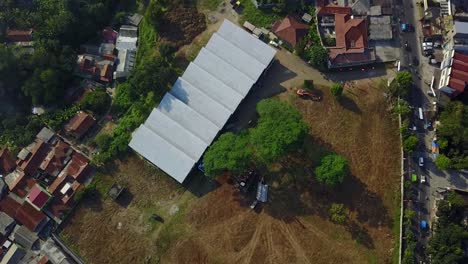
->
[234,220,265,264]
[265,220,279,264]
[278,221,310,263]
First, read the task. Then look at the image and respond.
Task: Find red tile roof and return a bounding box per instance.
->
[17,140,50,177]
[451,69,468,82]
[15,203,47,232]
[449,78,466,94]
[272,16,310,47]
[64,111,96,138]
[317,3,352,15]
[0,195,46,232]
[27,185,50,209]
[328,14,370,65]
[40,141,71,177]
[6,28,33,42]
[0,149,16,174]
[100,63,113,83]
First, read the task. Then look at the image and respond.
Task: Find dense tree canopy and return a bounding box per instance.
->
[250,99,309,164]
[389,71,412,99]
[329,203,347,224]
[437,101,468,169]
[314,154,348,187]
[403,136,419,153]
[80,89,111,115]
[203,133,253,177]
[203,99,308,177]
[306,45,328,71]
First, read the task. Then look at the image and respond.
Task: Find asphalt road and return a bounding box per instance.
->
[400,0,468,261]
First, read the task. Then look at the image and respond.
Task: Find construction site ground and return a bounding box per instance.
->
[62,71,401,263]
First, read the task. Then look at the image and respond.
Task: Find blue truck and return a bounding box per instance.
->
[401,23,415,32]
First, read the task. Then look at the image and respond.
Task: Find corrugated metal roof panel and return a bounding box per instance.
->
[170,78,233,127]
[205,33,266,80]
[182,63,243,112]
[194,48,254,96]
[129,125,195,183]
[217,19,277,66]
[157,93,220,144]
[144,110,207,160]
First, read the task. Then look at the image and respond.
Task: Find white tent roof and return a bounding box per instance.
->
[129,19,276,183]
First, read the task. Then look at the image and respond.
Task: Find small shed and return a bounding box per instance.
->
[108,183,124,200]
[243,21,256,32]
[302,13,313,23]
[36,127,55,143]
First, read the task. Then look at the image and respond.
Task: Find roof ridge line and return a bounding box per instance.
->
[141,121,200,161]
[187,63,244,102]
[157,93,219,142]
[173,77,233,124]
[213,32,268,68]
[198,47,256,92]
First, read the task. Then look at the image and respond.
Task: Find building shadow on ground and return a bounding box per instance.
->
[183,170,221,198]
[339,95,362,114]
[324,63,388,83]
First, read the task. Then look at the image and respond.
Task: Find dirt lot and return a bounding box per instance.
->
[62,74,400,264]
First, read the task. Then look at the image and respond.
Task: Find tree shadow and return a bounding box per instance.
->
[346,221,374,249]
[115,189,133,208]
[183,170,221,198]
[339,95,362,114]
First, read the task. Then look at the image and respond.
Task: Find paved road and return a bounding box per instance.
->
[400,0,468,261]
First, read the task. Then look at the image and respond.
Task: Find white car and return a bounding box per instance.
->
[421,175,427,184]
[269,40,279,48]
[419,157,424,167]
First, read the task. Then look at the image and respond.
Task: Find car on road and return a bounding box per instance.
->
[401,23,415,32]
[420,175,426,184]
[419,157,424,167]
[413,57,419,66]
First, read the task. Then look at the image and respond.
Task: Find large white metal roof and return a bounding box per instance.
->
[129,19,276,183]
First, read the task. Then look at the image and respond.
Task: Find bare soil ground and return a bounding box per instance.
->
[63,76,400,264]
[159,6,207,48]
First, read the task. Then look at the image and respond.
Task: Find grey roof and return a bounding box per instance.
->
[351,0,371,15]
[369,16,393,40]
[125,14,143,26]
[36,127,54,143]
[13,225,38,249]
[1,244,25,264]
[129,19,276,183]
[369,5,382,16]
[0,212,15,235]
[455,21,468,34]
[119,25,138,38]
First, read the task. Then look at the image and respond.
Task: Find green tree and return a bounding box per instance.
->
[435,154,452,170]
[146,0,166,30]
[389,71,412,98]
[94,133,112,151]
[447,192,466,208]
[250,99,309,164]
[403,136,419,153]
[306,45,328,71]
[314,154,348,187]
[203,133,253,178]
[330,82,343,97]
[329,203,347,224]
[80,89,111,115]
[403,209,416,225]
[394,99,412,116]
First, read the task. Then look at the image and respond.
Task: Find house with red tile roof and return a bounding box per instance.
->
[0,149,16,175]
[48,153,91,207]
[439,49,468,97]
[0,195,48,232]
[272,16,310,47]
[39,141,72,177]
[26,185,51,211]
[16,140,50,177]
[64,111,96,139]
[102,27,118,44]
[316,1,376,68]
[5,28,33,46]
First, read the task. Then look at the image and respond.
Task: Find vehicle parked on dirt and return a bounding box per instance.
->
[296,89,322,101]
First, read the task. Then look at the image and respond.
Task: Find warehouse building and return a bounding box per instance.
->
[129,19,277,183]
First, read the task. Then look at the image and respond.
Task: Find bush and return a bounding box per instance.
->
[329,203,347,224]
[306,45,328,71]
[314,154,348,187]
[403,136,418,153]
[393,99,412,116]
[303,80,314,90]
[330,83,343,97]
[94,133,112,150]
[435,154,452,170]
